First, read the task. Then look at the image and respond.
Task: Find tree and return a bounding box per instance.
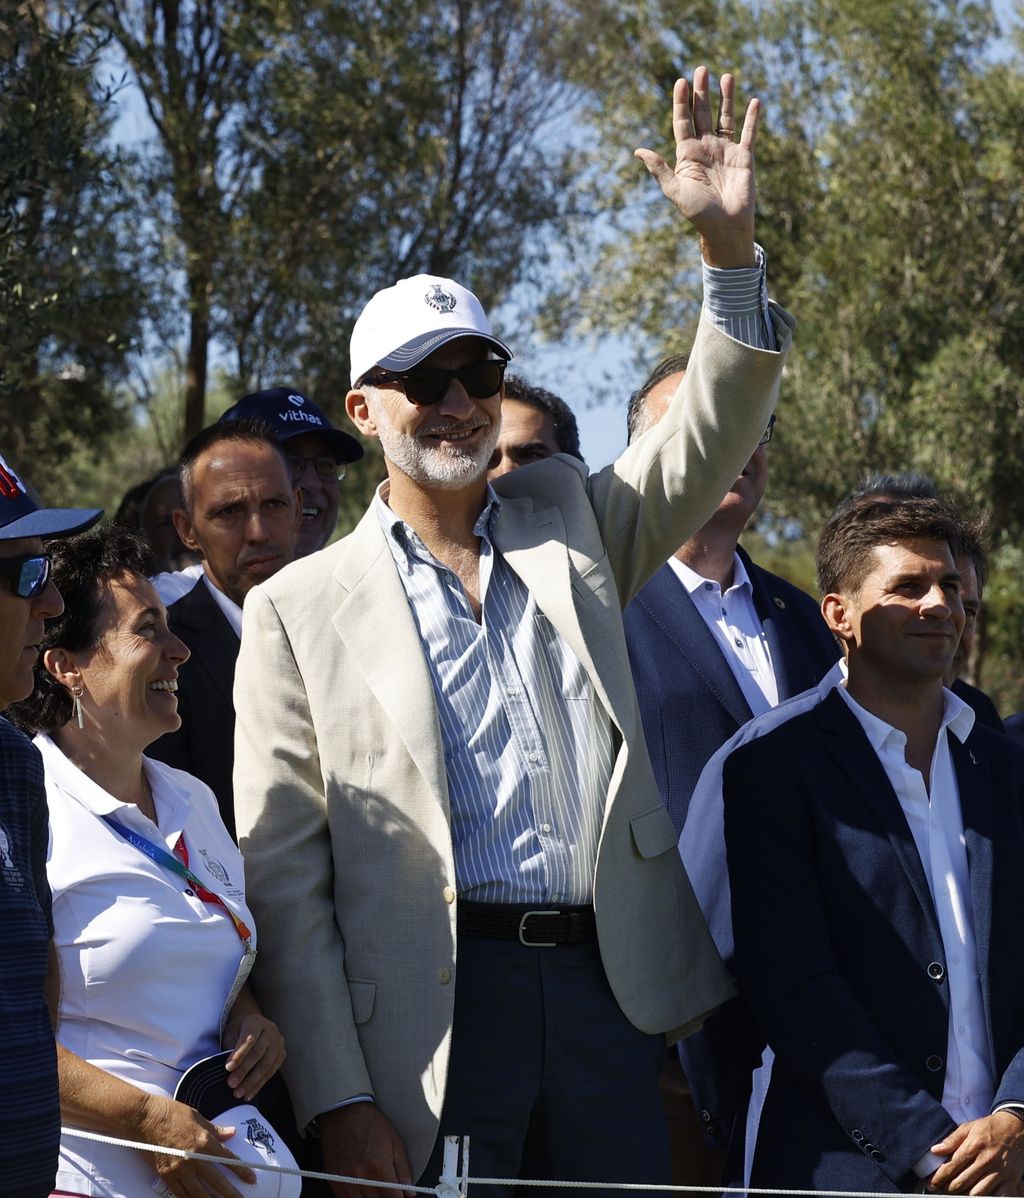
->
[555,0,1024,703]
[90,0,580,441]
[0,2,140,499]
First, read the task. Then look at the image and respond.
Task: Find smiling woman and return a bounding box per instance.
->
[5,523,289,1198]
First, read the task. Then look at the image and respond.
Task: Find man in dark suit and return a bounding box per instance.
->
[622,355,838,1184]
[147,419,300,837]
[624,354,838,837]
[724,496,1024,1194]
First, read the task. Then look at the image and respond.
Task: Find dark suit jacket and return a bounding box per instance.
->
[148,580,240,839]
[724,688,1024,1193]
[624,544,840,836]
[624,546,839,1171]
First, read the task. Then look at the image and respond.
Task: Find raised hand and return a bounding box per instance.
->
[635,66,759,268]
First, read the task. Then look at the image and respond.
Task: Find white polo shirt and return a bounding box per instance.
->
[38,735,256,1198]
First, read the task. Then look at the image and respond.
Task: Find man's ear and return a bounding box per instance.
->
[346,388,378,438]
[172,507,201,554]
[822,592,855,646]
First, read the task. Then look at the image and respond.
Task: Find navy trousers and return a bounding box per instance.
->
[419,934,670,1198]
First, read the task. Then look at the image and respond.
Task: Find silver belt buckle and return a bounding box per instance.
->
[518,908,561,948]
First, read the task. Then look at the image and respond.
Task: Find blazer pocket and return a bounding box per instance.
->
[347,978,377,1025]
[630,805,678,859]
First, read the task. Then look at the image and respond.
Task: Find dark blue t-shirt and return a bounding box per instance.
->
[0,717,59,1197]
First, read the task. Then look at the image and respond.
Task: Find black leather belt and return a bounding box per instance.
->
[457,901,597,947]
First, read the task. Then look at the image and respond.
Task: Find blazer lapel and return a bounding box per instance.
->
[493,495,622,730]
[951,732,994,1001]
[330,509,450,815]
[816,690,940,936]
[634,564,753,729]
[172,581,239,702]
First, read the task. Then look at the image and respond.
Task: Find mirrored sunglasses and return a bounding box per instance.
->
[284,453,347,483]
[367,359,506,406]
[0,553,51,599]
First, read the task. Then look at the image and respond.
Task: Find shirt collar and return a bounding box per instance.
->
[839,685,976,752]
[33,733,192,838]
[201,570,243,638]
[373,481,501,572]
[669,550,751,597]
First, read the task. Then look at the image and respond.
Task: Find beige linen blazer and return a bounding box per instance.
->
[234,306,795,1177]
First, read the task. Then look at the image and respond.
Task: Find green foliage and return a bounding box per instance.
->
[558,0,1024,706]
[0,4,141,499]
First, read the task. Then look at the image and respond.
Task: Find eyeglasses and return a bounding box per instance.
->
[759,414,777,446]
[366,360,506,406]
[284,453,347,484]
[0,553,51,599]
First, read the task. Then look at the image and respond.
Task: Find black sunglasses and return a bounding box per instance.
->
[759,414,777,445]
[284,452,347,484]
[367,360,506,406]
[0,553,51,599]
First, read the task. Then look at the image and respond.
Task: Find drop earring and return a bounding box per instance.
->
[72,685,84,730]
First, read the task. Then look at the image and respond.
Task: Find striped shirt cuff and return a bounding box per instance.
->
[701,242,776,351]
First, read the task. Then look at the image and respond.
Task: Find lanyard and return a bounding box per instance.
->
[101,814,254,955]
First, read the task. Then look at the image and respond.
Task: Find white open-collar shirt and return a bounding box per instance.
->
[38,735,255,1198]
[838,687,1017,1175]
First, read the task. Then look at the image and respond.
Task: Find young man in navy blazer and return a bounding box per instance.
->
[724,496,1024,1194]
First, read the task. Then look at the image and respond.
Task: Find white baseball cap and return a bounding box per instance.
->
[349,274,512,387]
[172,1052,301,1198]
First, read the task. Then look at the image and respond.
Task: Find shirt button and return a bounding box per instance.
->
[527,751,539,763]
[704,582,713,591]
[506,686,519,696]
[184,889,194,897]
[442,886,456,904]
[734,637,743,648]
[438,967,452,984]
[540,823,552,833]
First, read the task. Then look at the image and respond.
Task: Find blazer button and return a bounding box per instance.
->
[442,886,456,904]
[870,1150,886,1163]
[438,967,452,984]
[851,1130,864,1142]
[863,1142,875,1154]
[701,1110,712,1123]
[926,1054,943,1072]
[927,961,945,982]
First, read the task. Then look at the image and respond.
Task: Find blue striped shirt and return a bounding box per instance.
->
[376,491,611,903]
[376,253,774,903]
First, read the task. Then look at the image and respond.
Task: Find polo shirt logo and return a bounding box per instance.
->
[0,823,25,890]
[199,849,230,886]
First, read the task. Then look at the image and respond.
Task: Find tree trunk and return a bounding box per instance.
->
[183,266,210,441]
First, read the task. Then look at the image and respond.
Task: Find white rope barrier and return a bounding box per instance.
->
[60,1126,439,1193]
[60,1127,917,1196]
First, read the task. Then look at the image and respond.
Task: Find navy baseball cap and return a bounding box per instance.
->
[219,387,364,464]
[0,452,102,542]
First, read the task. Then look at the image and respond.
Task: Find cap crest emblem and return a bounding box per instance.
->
[424,284,456,313]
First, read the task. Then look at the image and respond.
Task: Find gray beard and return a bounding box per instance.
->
[370,396,499,491]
